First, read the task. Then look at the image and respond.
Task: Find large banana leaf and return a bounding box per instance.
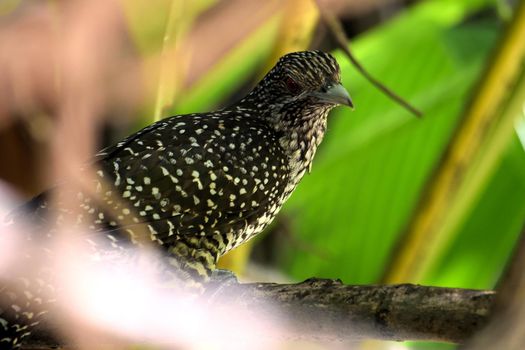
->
[277,0,525,289]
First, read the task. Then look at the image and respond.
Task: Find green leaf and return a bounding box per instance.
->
[278,0,502,284]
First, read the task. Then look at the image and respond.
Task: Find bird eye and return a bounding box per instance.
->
[284,76,302,94]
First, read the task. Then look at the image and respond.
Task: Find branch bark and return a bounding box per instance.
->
[25,279,494,348]
[211,279,493,343]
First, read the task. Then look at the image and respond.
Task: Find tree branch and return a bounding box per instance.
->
[25,279,494,348]
[211,279,493,343]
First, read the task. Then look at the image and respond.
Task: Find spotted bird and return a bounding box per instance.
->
[1,50,353,348]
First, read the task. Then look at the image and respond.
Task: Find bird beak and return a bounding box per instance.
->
[311,83,354,109]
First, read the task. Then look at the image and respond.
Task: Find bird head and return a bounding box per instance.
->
[239,50,353,128]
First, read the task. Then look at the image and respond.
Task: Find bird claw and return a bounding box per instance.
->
[203,269,239,302]
[210,268,238,283]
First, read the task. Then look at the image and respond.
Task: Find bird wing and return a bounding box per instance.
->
[94,112,289,243]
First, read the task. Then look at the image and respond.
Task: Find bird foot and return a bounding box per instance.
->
[210,268,238,284]
[204,269,239,302]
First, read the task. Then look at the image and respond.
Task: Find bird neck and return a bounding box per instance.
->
[235,97,331,176]
[276,106,330,178]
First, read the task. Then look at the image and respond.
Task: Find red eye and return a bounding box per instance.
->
[284,76,302,94]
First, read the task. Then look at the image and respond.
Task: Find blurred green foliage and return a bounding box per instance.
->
[124,0,216,54]
[174,16,280,115]
[277,0,524,289]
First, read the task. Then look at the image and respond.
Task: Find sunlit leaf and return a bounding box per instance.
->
[278,0,503,285]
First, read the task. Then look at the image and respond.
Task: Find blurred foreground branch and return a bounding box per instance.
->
[462,222,525,349]
[25,279,494,348]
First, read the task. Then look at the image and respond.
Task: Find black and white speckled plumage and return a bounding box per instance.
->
[1,50,352,348]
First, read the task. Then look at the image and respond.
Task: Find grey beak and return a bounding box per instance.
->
[311,83,354,109]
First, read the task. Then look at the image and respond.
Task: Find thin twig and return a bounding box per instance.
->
[315,3,423,118]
